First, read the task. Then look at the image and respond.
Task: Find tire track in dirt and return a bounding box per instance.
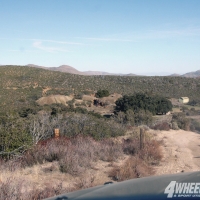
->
[151,129,200,175]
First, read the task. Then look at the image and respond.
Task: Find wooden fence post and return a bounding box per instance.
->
[140,128,145,149]
[54,129,60,138]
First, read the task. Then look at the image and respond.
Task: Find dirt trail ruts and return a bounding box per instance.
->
[151,129,200,175]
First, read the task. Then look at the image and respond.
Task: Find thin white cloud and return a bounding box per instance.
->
[131,27,200,41]
[4,49,36,53]
[152,27,199,39]
[77,27,200,42]
[33,39,84,45]
[7,50,19,52]
[76,37,135,42]
[33,41,69,53]
[0,37,85,45]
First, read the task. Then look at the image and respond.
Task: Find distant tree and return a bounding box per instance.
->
[155,96,173,114]
[95,90,109,98]
[115,93,172,115]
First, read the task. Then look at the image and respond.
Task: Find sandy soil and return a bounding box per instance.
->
[151,129,200,175]
[36,95,73,106]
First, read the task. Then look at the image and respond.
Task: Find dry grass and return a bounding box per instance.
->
[109,156,153,181]
[109,138,162,181]
[0,133,162,199]
[19,136,124,175]
[0,176,67,200]
[74,173,95,190]
[151,121,171,131]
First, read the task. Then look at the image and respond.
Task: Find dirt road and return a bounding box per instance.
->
[152,129,200,175]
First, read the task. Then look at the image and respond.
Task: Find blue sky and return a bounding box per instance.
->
[0,0,200,75]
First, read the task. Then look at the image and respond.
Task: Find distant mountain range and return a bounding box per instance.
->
[168,70,200,78]
[26,64,200,77]
[181,70,200,78]
[168,73,181,77]
[27,64,138,76]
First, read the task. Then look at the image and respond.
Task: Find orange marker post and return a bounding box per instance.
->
[54,129,60,138]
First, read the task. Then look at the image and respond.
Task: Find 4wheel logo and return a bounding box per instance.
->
[164,181,200,198]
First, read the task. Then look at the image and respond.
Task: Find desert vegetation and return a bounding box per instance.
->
[113,93,172,127]
[95,89,110,98]
[0,65,199,199]
[115,93,172,114]
[0,129,162,200]
[0,66,198,156]
[0,111,125,156]
[0,65,200,114]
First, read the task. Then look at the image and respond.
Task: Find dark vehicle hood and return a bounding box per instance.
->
[44,171,200,200]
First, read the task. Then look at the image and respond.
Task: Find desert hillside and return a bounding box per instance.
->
[1,65,200,199]
[1,65,200,114]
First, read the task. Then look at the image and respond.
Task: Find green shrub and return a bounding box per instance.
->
[172,113,191,131]
[115,109,135,126]
[115,93,172,115]
[190,119,200,133]
[95,90,109,98]
[134,110,153,126]
[0,115,32,156]
[172,121,179,130]
[60,113,125,140]
[74,93,83,99]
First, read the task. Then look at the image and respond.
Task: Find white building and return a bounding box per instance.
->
[179,97,189,104]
